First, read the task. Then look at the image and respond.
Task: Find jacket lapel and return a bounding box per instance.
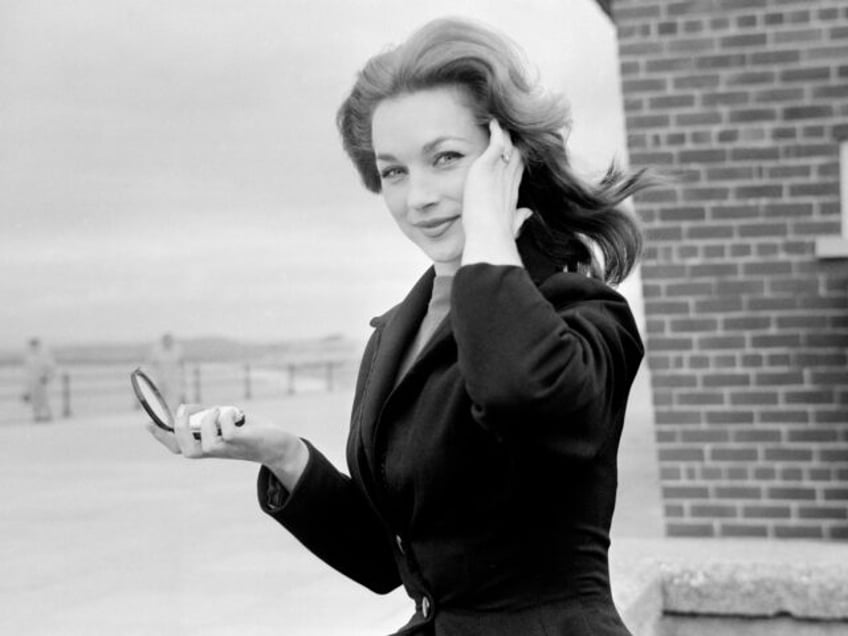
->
[352,238,559,498]
[356,268,435,472]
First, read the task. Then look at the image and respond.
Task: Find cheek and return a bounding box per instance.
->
[446,166,473,200]
[382,188,407,221]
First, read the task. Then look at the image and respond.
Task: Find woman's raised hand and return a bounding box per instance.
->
[460,119,532,268]
[144,404,309,491]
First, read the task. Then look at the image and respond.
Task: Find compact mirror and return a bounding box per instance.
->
[131,367,245,440]
[131,368,175,433]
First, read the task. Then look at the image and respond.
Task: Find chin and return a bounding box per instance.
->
[426,233,464,262]
[425,245,463,269]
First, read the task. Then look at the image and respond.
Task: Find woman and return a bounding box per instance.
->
[23,337,57,422]
[147,17,650,635]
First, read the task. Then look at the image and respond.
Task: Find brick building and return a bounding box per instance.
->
[612,0,848,539]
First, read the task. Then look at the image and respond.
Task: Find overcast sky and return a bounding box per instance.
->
[0,0,634,350]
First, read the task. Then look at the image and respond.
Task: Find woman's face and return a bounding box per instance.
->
[371,86,488,275]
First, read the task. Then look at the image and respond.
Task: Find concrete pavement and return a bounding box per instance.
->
[0,371,662,635]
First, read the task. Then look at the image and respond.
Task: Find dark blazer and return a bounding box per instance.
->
[258,242,644,635]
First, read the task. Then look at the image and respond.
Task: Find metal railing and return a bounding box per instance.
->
[1,360,355,423]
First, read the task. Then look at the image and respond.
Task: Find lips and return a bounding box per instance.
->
[415,216,459,238]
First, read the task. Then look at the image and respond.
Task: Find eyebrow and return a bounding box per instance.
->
[375,136,467,162]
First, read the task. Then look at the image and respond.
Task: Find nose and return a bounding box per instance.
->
[406,171,439,212]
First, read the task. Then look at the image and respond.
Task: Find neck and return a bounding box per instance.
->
[433,258,460,277]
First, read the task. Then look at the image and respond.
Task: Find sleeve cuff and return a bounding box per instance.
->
[257,438,315,514]
[263,469,288,511]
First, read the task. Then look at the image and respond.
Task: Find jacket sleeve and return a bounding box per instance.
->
[451,263,644,459]
[257,440,401,594]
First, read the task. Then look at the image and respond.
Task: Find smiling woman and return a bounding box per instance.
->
[339,17,647,285]
[372,87,491,274]
[143,14,654,636]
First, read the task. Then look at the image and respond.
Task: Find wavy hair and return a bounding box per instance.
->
[337,17,651,285]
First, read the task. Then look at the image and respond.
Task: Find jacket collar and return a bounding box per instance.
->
[366,232,560,400]
[516,227,561,286]
[358,267,436,453]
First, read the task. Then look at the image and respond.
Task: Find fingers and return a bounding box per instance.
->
[513,207,533,238]
[486,119,523,184]
[174,404,246,458]
[174,403,205,457]
[198,407,222,455]
[492,121,525,219]
[219,406,246,442]
[500,124,514,165]
[485,119,509,165]
[144,420,181,454]
[463,118,529,245]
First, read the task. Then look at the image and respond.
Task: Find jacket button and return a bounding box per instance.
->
[421,596,431,618]
[395,535,405,555]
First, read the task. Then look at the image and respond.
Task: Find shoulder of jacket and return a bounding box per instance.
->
[541,271,643,353]
[538,270,627,307]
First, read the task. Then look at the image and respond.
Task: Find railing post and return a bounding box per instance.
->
[193,366,202,403]
[287,364,295,395]
[244,363,252,400]
[61,372,72,418]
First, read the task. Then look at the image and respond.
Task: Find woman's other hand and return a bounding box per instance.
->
[460,119,532,267]
[144,404,309,491]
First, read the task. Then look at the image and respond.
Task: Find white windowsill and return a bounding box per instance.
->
[815,236,848,259]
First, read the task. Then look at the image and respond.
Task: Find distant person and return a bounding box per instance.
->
[147,333,185,409]
[22,338,56,422]
[145,17,653,634]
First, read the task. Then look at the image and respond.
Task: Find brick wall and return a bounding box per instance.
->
[613,0,848,539]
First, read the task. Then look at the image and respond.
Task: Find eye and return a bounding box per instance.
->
[433,151,463,167]
[379,165,406,181]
